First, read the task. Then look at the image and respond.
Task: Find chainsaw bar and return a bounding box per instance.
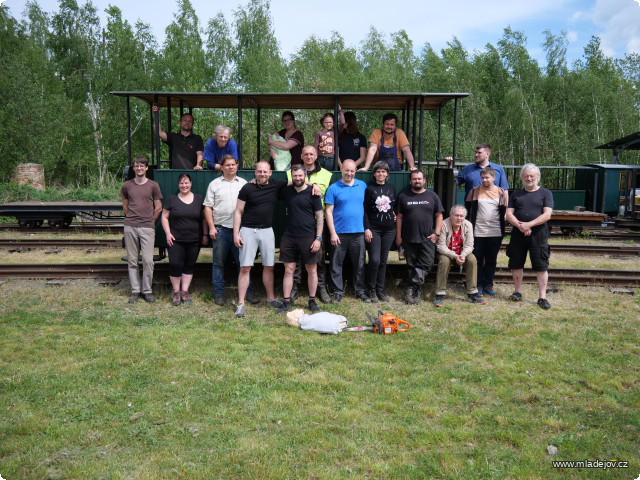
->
[345,325,374,332]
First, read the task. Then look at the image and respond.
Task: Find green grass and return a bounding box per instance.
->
[0,278,638,479]
[0,182,119,203]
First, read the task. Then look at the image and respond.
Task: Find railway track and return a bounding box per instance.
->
[1,238,638,256]
[0,223,637,240]
[0,238,122,248]
[0,263,637,287]
[0,223,124,234]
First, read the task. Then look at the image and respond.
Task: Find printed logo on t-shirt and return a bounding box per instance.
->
[407,201,431,205]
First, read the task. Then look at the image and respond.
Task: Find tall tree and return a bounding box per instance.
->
[289,33,361,92]
[233,0,287,92]
[162,0,206,91]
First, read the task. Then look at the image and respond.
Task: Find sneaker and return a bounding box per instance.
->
[180,291,192,305]
[171,291,181,306]
[484,287,496,297]
[477,288,484,297]
[433,295,444,307]
[509,292,523,302]
[332,293,342,304]
[267,298,284,309]
[318,287,332,304]
[537,298,551,309]
[214,295,226,306]
[368,290,379,303]
[467,293,487,304]
[376,291,390,302]
[128,293,139,304]
[234,303,245,317]
[276,300,291,314]
[141,293,156,303]
[356,292,371,303]
[290,285,299,302]
[245,292,260,305]
[308,298,320,313]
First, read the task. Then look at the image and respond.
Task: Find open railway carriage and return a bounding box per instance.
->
[110,91,469,252]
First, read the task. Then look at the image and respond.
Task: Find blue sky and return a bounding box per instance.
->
[5,0,640,66]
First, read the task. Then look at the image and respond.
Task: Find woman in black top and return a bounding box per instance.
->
[161,174,208,305]
[363,161,396,302]
[338,112,367,169]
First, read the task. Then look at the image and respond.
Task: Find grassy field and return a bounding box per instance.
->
[1,253,639,479]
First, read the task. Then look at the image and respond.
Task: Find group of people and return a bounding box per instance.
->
[151,105,415,175]
[121,109,554,312]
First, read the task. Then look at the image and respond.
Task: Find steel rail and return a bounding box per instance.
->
[0,239,121,248]
[1,238,638,256]
[0,263,638,287]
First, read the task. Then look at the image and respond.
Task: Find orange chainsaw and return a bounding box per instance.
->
[346,310,410,334]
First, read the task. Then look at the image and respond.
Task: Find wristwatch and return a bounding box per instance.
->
[316,236,322,242]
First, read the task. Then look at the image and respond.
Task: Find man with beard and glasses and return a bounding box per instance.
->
[505,163,553,309]
[395,169,444,305]
[276,164,324,314]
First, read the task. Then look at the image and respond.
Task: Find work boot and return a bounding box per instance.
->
[214,295,226,306]
[171,291,181,306]
[317,287,332,304]
[308,298,320,313]
[403,286,418,305]
[245,292,260,305]
[141,293,156,303]
[180,291,192,305]
[276,299,291,314]
[376,290,390,302]
[356,292,371,303]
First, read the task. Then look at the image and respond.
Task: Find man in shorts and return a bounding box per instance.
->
[277,164,324,314]
[233,161,320,317]
[505,163,554,309]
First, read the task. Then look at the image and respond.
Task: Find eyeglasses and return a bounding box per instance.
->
[282,118,294,123]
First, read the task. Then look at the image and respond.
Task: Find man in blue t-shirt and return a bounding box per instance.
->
[203,125,238,171]
[446,143,509,197]
[325,159,370,304]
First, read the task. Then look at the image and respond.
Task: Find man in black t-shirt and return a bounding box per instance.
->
[396,170,444,304]
[277,165,324,314]
[232,161,288,317]
[152,105,204,170]
[505,163,554,309]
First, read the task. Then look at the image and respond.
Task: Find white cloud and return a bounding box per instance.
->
[592,0,640,57]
